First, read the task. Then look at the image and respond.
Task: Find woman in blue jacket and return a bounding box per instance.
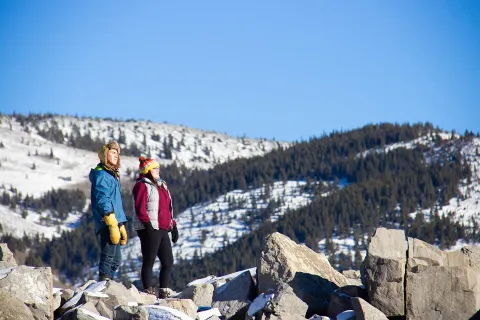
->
[89,140,128,281]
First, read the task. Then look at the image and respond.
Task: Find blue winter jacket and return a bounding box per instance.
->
[89,163,128,233]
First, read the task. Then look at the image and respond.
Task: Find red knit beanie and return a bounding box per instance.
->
[138,156,160,174]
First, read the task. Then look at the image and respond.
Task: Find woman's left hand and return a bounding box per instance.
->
[171,225,179,243]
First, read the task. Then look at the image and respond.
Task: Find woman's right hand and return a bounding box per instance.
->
[144,221,155,236]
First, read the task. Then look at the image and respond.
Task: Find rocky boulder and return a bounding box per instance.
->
[212,270,255,302]
[0,243,17,268]
[262,283,308,318]
[177,283,214,307]
[212,300,250,319]
[0,289,35,320]
[0,265,53,320]
[258,232,349,315]
[364,227,406,317]
[342,269,362,286]
[158,298,198,319]
[350,297,388,320]
[327,285,368,319]
[406,237,480,319]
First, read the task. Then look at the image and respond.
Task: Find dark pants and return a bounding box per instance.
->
[137,228,173,289]
[98,226,122,279]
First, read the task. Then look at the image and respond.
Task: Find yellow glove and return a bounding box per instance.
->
[119,224,128,246]
[103,213,120,245]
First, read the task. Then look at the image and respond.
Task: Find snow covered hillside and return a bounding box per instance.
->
[360,132,480,231]
[0,115,289,196]
[408,137,480,230]
[0,114,289,237]
[1,115,288,170]
[122,180,315,264]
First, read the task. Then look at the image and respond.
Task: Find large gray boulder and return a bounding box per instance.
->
[56,291,85,317]
[406,265,480,320]
[158,298,198,319]
[0,289,35,320]
[113,305,149,320]
[407,237,444,268]
[258,232,349,315]
[60,289,75,304]
[0,265,53,320]
[212,270,255,302]
[210,270,255,319]
[127,284,157,305]
[444,245,480,270]
[342,269,362,286]
[177,283,214,307]
[56,282,109,318]
[364,228,406,317]
[61,306,107,320]
[80,292,111,318]
[96,280,137,318]
[0,243,17,268]
[95,300,113,319]
[327,285,368,319]
[53,291,62,313]
[80,301,101,316]
[406,238,480,319]
[262,283,308,318]
[350,297,388,320]
[212,300,250,320]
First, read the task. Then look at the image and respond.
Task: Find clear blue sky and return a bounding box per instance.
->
[0,1,478,141]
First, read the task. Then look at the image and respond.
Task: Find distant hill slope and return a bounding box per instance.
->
[0,113,288,238]
[0,113,289,172]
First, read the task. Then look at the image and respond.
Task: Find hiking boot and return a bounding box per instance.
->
[144,287,156,295]
[158,287,171,299]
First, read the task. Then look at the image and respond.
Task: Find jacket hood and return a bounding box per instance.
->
[89,163,116,182]
[89,167,100,183]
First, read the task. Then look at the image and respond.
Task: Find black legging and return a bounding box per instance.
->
[137,228,173,289]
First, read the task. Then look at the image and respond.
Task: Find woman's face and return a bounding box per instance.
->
[107,149,119,166]
[150,167,160,180]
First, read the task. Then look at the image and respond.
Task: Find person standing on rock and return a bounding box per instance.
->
[89,140,129,281]
[132,156,179,298]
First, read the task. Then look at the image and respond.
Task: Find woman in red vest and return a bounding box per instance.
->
[132,156,179,298]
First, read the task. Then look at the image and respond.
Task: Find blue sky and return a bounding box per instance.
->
[0,1,478,141]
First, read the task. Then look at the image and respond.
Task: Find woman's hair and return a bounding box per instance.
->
[145,171,158,185]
